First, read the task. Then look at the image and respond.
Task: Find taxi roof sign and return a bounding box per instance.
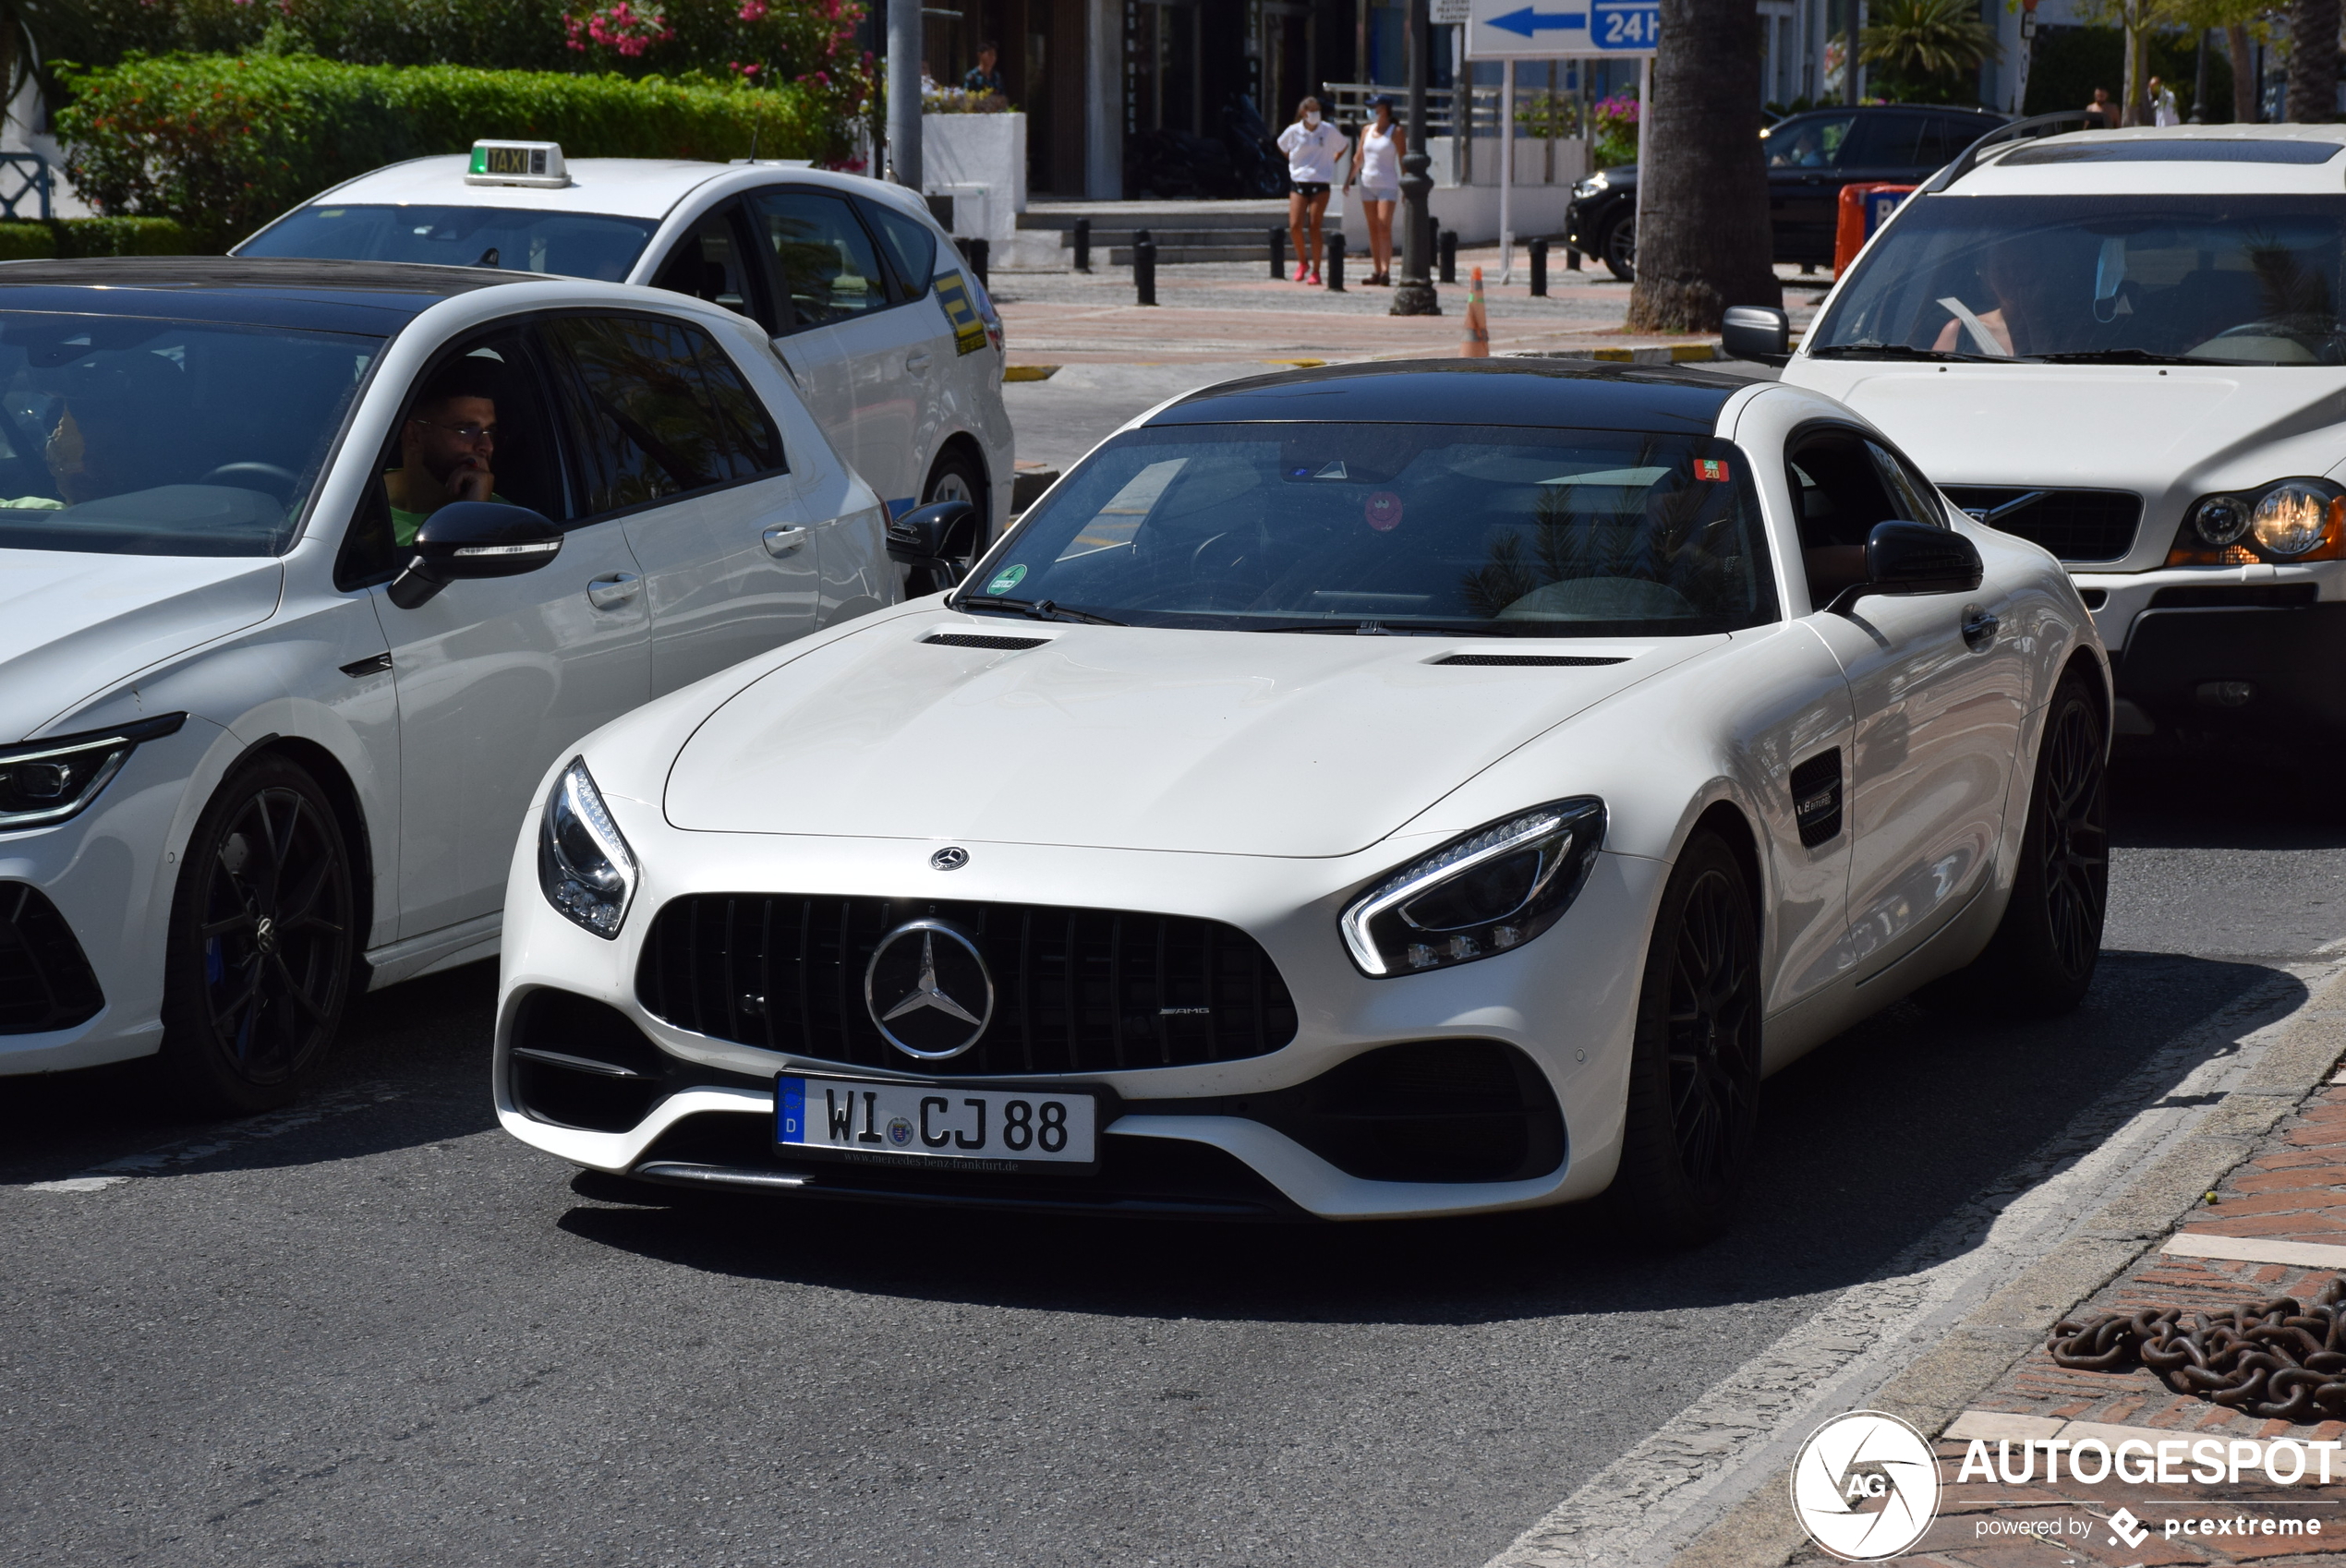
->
[466,140,571,188]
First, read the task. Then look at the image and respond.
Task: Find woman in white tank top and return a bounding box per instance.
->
[1342,94,1404,286]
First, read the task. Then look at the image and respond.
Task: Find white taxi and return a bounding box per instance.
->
[236,141,1012,561]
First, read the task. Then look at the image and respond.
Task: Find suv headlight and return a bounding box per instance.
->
[0,713,185,831]
[1341,799,1605,976]
[538,757,636,938]
[2171,478,2345,563]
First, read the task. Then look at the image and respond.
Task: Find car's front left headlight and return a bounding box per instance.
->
[1574,172,1610,198]
[538,757,637,938]
[2173,477,2345,562]
[1341,798,1606,976]
[0,713,185,831]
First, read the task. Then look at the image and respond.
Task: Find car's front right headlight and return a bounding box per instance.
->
[1341,798,1606,976]
[0,713,186,831]
[538,757,637,938]
[1574,172,1610,198]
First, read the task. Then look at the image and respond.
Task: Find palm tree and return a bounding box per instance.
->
[1858,0,2001,90]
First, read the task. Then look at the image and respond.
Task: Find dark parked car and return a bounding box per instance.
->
[1563,104,2012,281]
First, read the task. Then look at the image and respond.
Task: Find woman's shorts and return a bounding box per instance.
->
[1290,180,1330,199]
[1358,185,1399,203]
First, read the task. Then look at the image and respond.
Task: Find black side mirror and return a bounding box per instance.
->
[1721,305,1792,367]
[1864,519,1983,597]
[387,501,562,610]
[886,499,978,591]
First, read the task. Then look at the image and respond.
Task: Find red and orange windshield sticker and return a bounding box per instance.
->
[1694,458,1730,482]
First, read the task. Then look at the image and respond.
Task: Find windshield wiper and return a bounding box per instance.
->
[1251,619,1516,636]
[952,593,1128,626]
[2030,349,2207,366]
[1808,343,2008,363]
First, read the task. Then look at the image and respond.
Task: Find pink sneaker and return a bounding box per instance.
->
[1309,269,1322,284]
[1293,261,1310,282]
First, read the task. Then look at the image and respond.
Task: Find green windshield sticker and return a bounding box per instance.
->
[935,273,988,356]
[986,562,1027,595]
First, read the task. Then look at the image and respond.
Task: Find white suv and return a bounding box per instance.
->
[237,144,1011,562]
[1763,122,2346,743]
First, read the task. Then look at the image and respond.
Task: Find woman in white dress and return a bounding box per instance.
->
[1276,96,1349,284]
[1342,93,1403,285]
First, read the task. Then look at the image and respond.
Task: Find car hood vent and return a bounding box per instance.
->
[925,631,1052,650]
[1433,653,1629,667]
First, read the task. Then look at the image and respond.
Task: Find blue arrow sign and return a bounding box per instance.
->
[1485,6,1588,36]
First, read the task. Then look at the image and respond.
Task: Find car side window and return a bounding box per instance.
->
[1914,115,1980,171]
[859,198,939,296]
[539,314,758,514]
[649,202,776,333]
[1844,113,1924,168]
[745,188,891,330]
[1788,429,1904,607]
[694,335,789,480]
[1867,440,1946,526]
[1766,114,1856,169]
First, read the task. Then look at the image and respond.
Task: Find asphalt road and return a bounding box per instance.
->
[6,749,2343,1568]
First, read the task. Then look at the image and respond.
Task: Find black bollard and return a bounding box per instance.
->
[1566,242,1581,271]
[1269,225,1286,280]
[1529,236,1549,297]
[965,236,989,290]
[1438,228,1457,285]
[1072,217,1091,272]
[1326,231,1346,292]
[1134,228,1157,306]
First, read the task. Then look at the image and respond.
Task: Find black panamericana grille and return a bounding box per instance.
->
[1942,486,2143,562]
[925,632,1051,650]
[0,883,103,1034]
[636,896,1299,1075]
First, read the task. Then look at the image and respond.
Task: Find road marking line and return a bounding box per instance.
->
[18,1084,403,1193]
[2162,1232,2346,1270]
[1482,964,2328,1568]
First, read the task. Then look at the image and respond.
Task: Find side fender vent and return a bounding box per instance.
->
[1791,748,1844,848]
[925,632,1051,650]
[1432,653,1628,668]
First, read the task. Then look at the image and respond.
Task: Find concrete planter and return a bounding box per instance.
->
[922,112,1026,244]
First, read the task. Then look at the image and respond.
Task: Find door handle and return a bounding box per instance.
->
[586,573,641,610]
[1961,605,1999,651]
[905,352,933,374]
[762,525,811,558]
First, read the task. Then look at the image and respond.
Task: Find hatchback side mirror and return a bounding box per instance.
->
[387,501,562,610]
[886,498,978,590]
[1721,305,1792,367]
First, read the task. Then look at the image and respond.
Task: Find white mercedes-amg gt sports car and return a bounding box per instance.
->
[495,360,2111,1236]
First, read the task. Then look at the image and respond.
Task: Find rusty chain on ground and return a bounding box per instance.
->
[2049,1275,2346,1422]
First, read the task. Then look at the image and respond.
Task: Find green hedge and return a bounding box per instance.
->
[0,218,196,259]
[57,54,836,252]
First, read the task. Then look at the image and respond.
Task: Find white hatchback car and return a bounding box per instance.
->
[0,257,892,1110]
[494,360,2111,1237]
[235,142,1012,561]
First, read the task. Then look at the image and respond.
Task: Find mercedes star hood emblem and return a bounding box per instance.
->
[865,919,995,1059]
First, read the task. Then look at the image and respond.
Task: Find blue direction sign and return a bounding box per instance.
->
[1590,0,1659,50]
[1466,0,1653,57]
[1485,6,1588,37]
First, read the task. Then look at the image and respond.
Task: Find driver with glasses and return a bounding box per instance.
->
[386,359,503,546]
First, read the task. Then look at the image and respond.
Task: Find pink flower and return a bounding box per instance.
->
[738,0,768,19]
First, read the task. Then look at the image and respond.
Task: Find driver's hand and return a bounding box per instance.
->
[451,462,495,504]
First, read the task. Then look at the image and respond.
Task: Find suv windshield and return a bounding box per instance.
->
[961,423,1777,636]
[241,204,657,281]
[1813,194,2346,365]
[0,313,380,557]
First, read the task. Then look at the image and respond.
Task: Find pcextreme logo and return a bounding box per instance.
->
[1791,1411,1943,1562]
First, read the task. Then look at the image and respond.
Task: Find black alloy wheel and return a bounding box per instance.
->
[1605,831,1761,1244]
[160,755,355,1114]
[1602,214,1637,283]
[1919,669,2109,1018]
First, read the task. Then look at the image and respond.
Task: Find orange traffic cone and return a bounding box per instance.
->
[1461,266,1490,357]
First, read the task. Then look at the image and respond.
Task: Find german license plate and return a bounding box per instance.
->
[775,1074,1098,1173]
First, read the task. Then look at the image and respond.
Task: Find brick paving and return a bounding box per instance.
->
[1790,1088,2346,1564]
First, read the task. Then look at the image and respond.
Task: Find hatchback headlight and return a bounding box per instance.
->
[2173,478,2345,562]
[538,758,636,937]
[0,713,185,831]
[1340,799,1605,977]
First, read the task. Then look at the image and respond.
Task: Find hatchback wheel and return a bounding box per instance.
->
[159,756,355,1114]
[1604,831,1760,1244]
[913,450,990,595]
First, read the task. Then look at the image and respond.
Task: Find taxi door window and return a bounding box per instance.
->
[539,314,753,513]
[695,335,789,480]
[859,198,939,294]
[746,189,892,329]
[649,203,776,333]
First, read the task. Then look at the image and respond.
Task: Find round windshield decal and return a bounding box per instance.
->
[1365,491,1404,531]
[986,562,1028,595]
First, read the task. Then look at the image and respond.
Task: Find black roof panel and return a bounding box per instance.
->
[1149,357,1745,434]
[0,256,547,335]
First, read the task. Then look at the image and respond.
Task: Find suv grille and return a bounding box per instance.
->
[637,896,1299,1075]
[1942,487,2142,562]
[0,883,103,1034]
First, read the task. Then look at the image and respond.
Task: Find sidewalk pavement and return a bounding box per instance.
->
[1796,1078,2346,1566]
[990,250,1829,367]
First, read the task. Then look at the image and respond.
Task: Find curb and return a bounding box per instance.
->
[1667,971,2346,1568]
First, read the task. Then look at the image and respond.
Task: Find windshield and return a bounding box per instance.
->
[961,423,1777,636]
[240,204,657,281]
[0,313,380,557]
[1812,194,2346,365]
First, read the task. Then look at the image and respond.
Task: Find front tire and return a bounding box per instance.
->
[158,755,356,1115]
[1919,669,2110,1018]
[1604,831,1762,1245]
[1601,213,1637,283]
